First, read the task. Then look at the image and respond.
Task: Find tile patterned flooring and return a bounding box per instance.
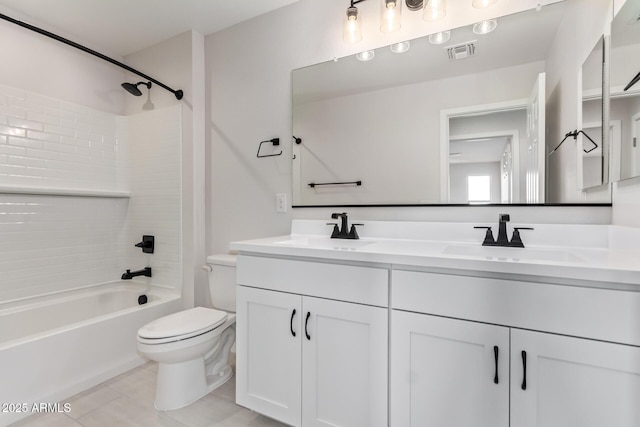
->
[11,359,287,427]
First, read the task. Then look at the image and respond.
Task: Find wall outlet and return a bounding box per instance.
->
[276,193,287,213]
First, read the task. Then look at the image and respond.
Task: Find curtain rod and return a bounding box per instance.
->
[0,12,183,100]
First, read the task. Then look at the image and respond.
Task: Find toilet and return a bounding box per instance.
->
[137,254,237,411]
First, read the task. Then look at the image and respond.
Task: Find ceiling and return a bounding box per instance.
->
[0,0,299,56]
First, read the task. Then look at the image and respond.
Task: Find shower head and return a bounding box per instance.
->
[121,81,152,96]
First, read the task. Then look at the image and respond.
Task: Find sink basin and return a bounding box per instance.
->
[274,237,374,251]
[443,245,584,263]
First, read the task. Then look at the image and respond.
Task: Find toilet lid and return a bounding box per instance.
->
[138,307,227,340]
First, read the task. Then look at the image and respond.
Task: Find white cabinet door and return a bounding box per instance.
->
[236,286,302,427]
[302,297,388,427]
[390,311,509,427]
[511,329,640,427]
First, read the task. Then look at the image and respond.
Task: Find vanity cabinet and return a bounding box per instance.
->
[235,255,388,427]
[391,269,640,427]
[391,311,510,427]
[510,329,640,427]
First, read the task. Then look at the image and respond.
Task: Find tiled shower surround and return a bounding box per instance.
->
[0,84,182,301]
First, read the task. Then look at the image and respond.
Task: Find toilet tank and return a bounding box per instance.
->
[206,254,237,312]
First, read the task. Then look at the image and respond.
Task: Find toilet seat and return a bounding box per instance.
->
[138,307,228,345]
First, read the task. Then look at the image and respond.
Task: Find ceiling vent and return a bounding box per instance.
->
[446,41,477,60]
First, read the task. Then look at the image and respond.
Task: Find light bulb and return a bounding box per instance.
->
[343,6,362,43]
[380,0,402,33]
[423,0,446,21]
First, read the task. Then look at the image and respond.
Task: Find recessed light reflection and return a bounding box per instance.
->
[472,0,497,9]
[390,41,411,53]
[473,19,497,34]
[356,50,375,61]
[428,31,451,45]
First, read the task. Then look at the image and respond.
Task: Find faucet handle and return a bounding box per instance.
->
[326,223,340,238]
[349,223,364,240]
[474,226,496,246]
[509,227,534,248]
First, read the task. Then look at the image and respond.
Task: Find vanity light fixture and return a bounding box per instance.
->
[380,0,402,33]
[344,0,365,43]
[390,40,411,53]
[356,50,376,61]
[424,0,447,21]
[472,0,498,9]
[428,30,451,45]
[473,19,497,34]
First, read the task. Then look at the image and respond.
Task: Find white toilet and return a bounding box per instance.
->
[137,254,237,411]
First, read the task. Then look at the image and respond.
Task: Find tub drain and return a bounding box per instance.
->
[138,295,148,305]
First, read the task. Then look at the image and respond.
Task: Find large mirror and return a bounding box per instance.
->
[292,0,613,206]
[610,0,640,182]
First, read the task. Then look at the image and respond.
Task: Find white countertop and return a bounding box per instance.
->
[230,220,640,287]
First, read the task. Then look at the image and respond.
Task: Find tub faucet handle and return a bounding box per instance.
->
[134,235,155,254]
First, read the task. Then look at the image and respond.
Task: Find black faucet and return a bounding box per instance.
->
[496,214,510,246]
[474,214,534,248]
[328,212,362,239]
[121,267,152,280]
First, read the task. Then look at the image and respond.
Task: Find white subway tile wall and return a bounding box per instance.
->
[122,106,182,289]
[0,84,182,301]
[0,84,125,191]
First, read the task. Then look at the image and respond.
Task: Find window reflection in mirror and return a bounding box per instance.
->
[610,0,640,182]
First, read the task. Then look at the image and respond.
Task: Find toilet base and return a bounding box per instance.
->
[206,364,233,392]
[154,359,234,411]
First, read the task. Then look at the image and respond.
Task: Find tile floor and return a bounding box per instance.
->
[11,359,287,427]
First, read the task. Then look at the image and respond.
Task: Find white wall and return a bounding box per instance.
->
[206,0,611,255]
[544,0,612,203]
[0,12,125,115]
[611,0,640,227]
[294,62,541,205]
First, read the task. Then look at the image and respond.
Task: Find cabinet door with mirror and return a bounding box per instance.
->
[610,0,640,182]
[292,0,612,206]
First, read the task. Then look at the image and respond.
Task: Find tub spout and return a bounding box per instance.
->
[121,267,152,280]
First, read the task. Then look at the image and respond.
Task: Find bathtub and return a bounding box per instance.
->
[0,281,181,426]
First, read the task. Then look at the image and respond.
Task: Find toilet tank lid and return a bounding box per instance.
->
[206,253,237,267]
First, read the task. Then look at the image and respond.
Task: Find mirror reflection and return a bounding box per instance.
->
[581,36,605,190]
[292,0,610,206]
[610,0,640,182]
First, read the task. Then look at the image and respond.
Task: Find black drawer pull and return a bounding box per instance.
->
[493,346,499,384]
[290,309,296,337]
[305,312,311,340]
[521,350,527,390]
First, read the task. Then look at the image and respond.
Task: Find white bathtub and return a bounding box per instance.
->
[0,281,181,426]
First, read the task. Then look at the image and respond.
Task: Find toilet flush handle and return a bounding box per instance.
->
[202,265,212,272]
